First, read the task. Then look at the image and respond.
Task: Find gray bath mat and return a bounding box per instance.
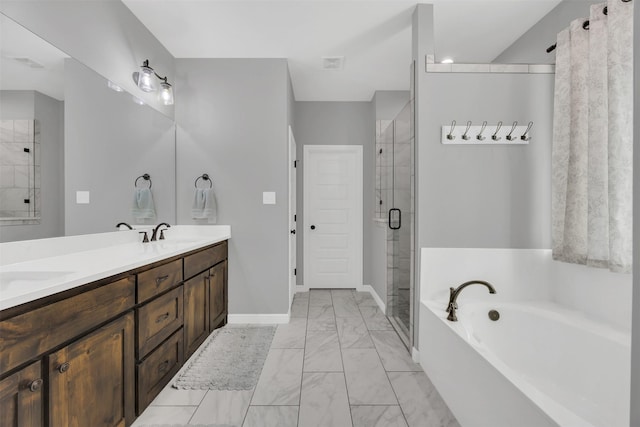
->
[173,326,276,390]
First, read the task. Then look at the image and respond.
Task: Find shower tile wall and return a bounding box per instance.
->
[0,120,39,219]
[375,120,393,219]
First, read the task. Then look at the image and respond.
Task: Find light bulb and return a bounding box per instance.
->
[137,63,156,92]
[159,80,174,106]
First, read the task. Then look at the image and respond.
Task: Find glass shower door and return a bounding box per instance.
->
[387,101,413,342]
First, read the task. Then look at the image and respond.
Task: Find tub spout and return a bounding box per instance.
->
[446,280,496,322]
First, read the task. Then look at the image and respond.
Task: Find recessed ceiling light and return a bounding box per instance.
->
[441,58,454,64]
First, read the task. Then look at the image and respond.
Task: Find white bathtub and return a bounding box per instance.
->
[419,299,631,427]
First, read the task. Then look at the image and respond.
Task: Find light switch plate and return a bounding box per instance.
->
[262,191,276,205]
[76,191,90,204]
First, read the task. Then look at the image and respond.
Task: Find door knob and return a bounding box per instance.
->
[290,229,296,234]
[310,225,316,230]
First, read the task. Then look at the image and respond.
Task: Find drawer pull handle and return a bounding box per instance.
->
[158,360,170,373]
[58,362,70,373]
[156,275,170,285]
[156,312,170,323]
[29,378,43,392]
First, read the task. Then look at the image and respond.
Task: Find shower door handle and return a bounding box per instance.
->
[389,208,401,230]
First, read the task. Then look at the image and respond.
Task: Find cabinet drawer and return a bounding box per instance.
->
[137,287,183,358]
[137,328,183,414]
[138,259,183,303]
[184,241,227,280]
[0,276,135,374]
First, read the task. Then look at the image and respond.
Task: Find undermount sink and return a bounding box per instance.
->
[0,271,75,290]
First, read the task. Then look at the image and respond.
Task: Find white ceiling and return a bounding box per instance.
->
[123,0,560,101]
[0,14,69,101]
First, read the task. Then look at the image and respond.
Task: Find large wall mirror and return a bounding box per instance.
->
[0,14,176,243]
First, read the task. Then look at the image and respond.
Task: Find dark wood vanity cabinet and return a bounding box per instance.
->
[0,361,43,427]
[48,313,135,427]
[0,240,228,427]
[209,260,227,331]
[183,242,228,360]
[184,271,210,358]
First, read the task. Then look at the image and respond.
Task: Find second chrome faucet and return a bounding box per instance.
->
[446,280,496,322]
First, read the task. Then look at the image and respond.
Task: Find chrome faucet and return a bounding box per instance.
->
[116,222,133,230]
[446,280,496,321]
[150,223,171,241]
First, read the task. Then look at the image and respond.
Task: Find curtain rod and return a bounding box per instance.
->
[546,0,631,53]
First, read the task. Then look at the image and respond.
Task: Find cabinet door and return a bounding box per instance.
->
[49,312,134,427]
[184,271,209,358]
[0,361,43,427]
[209,261,227,331]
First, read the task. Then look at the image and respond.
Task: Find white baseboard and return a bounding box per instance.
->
[294,284,367,293]
[227,314,290,324]
[412,347,421,364]
[363,284,386,312]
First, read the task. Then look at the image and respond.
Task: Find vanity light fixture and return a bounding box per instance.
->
[132,59,174,105]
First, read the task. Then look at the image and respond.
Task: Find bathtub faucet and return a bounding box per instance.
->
[446,280,496,321]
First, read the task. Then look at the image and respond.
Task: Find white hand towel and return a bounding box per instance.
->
[192,188,217,223]
[132,188,156,220]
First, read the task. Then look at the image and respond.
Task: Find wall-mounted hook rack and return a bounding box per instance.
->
[441,121,532,145]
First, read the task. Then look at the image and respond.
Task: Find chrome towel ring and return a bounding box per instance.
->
[135,173,152,188]
[195,174,213,188]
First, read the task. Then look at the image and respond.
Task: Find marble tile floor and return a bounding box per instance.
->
[132,289,460,427]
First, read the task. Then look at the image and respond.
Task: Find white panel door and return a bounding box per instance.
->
[288,127,297,307]
[304,145,362,289]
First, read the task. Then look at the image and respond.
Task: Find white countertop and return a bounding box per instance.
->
[0,225,230,311]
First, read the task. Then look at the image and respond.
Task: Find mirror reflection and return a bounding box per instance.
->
[0,14,176,243]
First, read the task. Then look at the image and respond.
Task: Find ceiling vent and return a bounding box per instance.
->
[8,57,45,69]
[322,56,345,71]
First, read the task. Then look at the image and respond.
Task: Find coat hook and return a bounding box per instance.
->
[476,121,487,141]
[521,121,534,141]
[492,121,503,141]
[506,121,518,141]
[461,121,472,140]
[446,120,456,140]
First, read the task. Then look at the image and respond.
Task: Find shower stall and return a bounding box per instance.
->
[375,82,415,346]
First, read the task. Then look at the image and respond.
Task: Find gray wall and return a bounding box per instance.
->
[493,0,601,64]
[175,58,290,316]
[0,0,175,118]
[293,101,375,291]
[412,4,435,348]
[64,59,175,235]
[418,73,553,249]
[0,90,64,242]
[373,90,410,120]
[631,1,639,423]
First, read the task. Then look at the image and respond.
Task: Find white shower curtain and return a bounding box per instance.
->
[551,0,633,273]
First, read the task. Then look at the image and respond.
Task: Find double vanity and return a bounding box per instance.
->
[0,225,230,427]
